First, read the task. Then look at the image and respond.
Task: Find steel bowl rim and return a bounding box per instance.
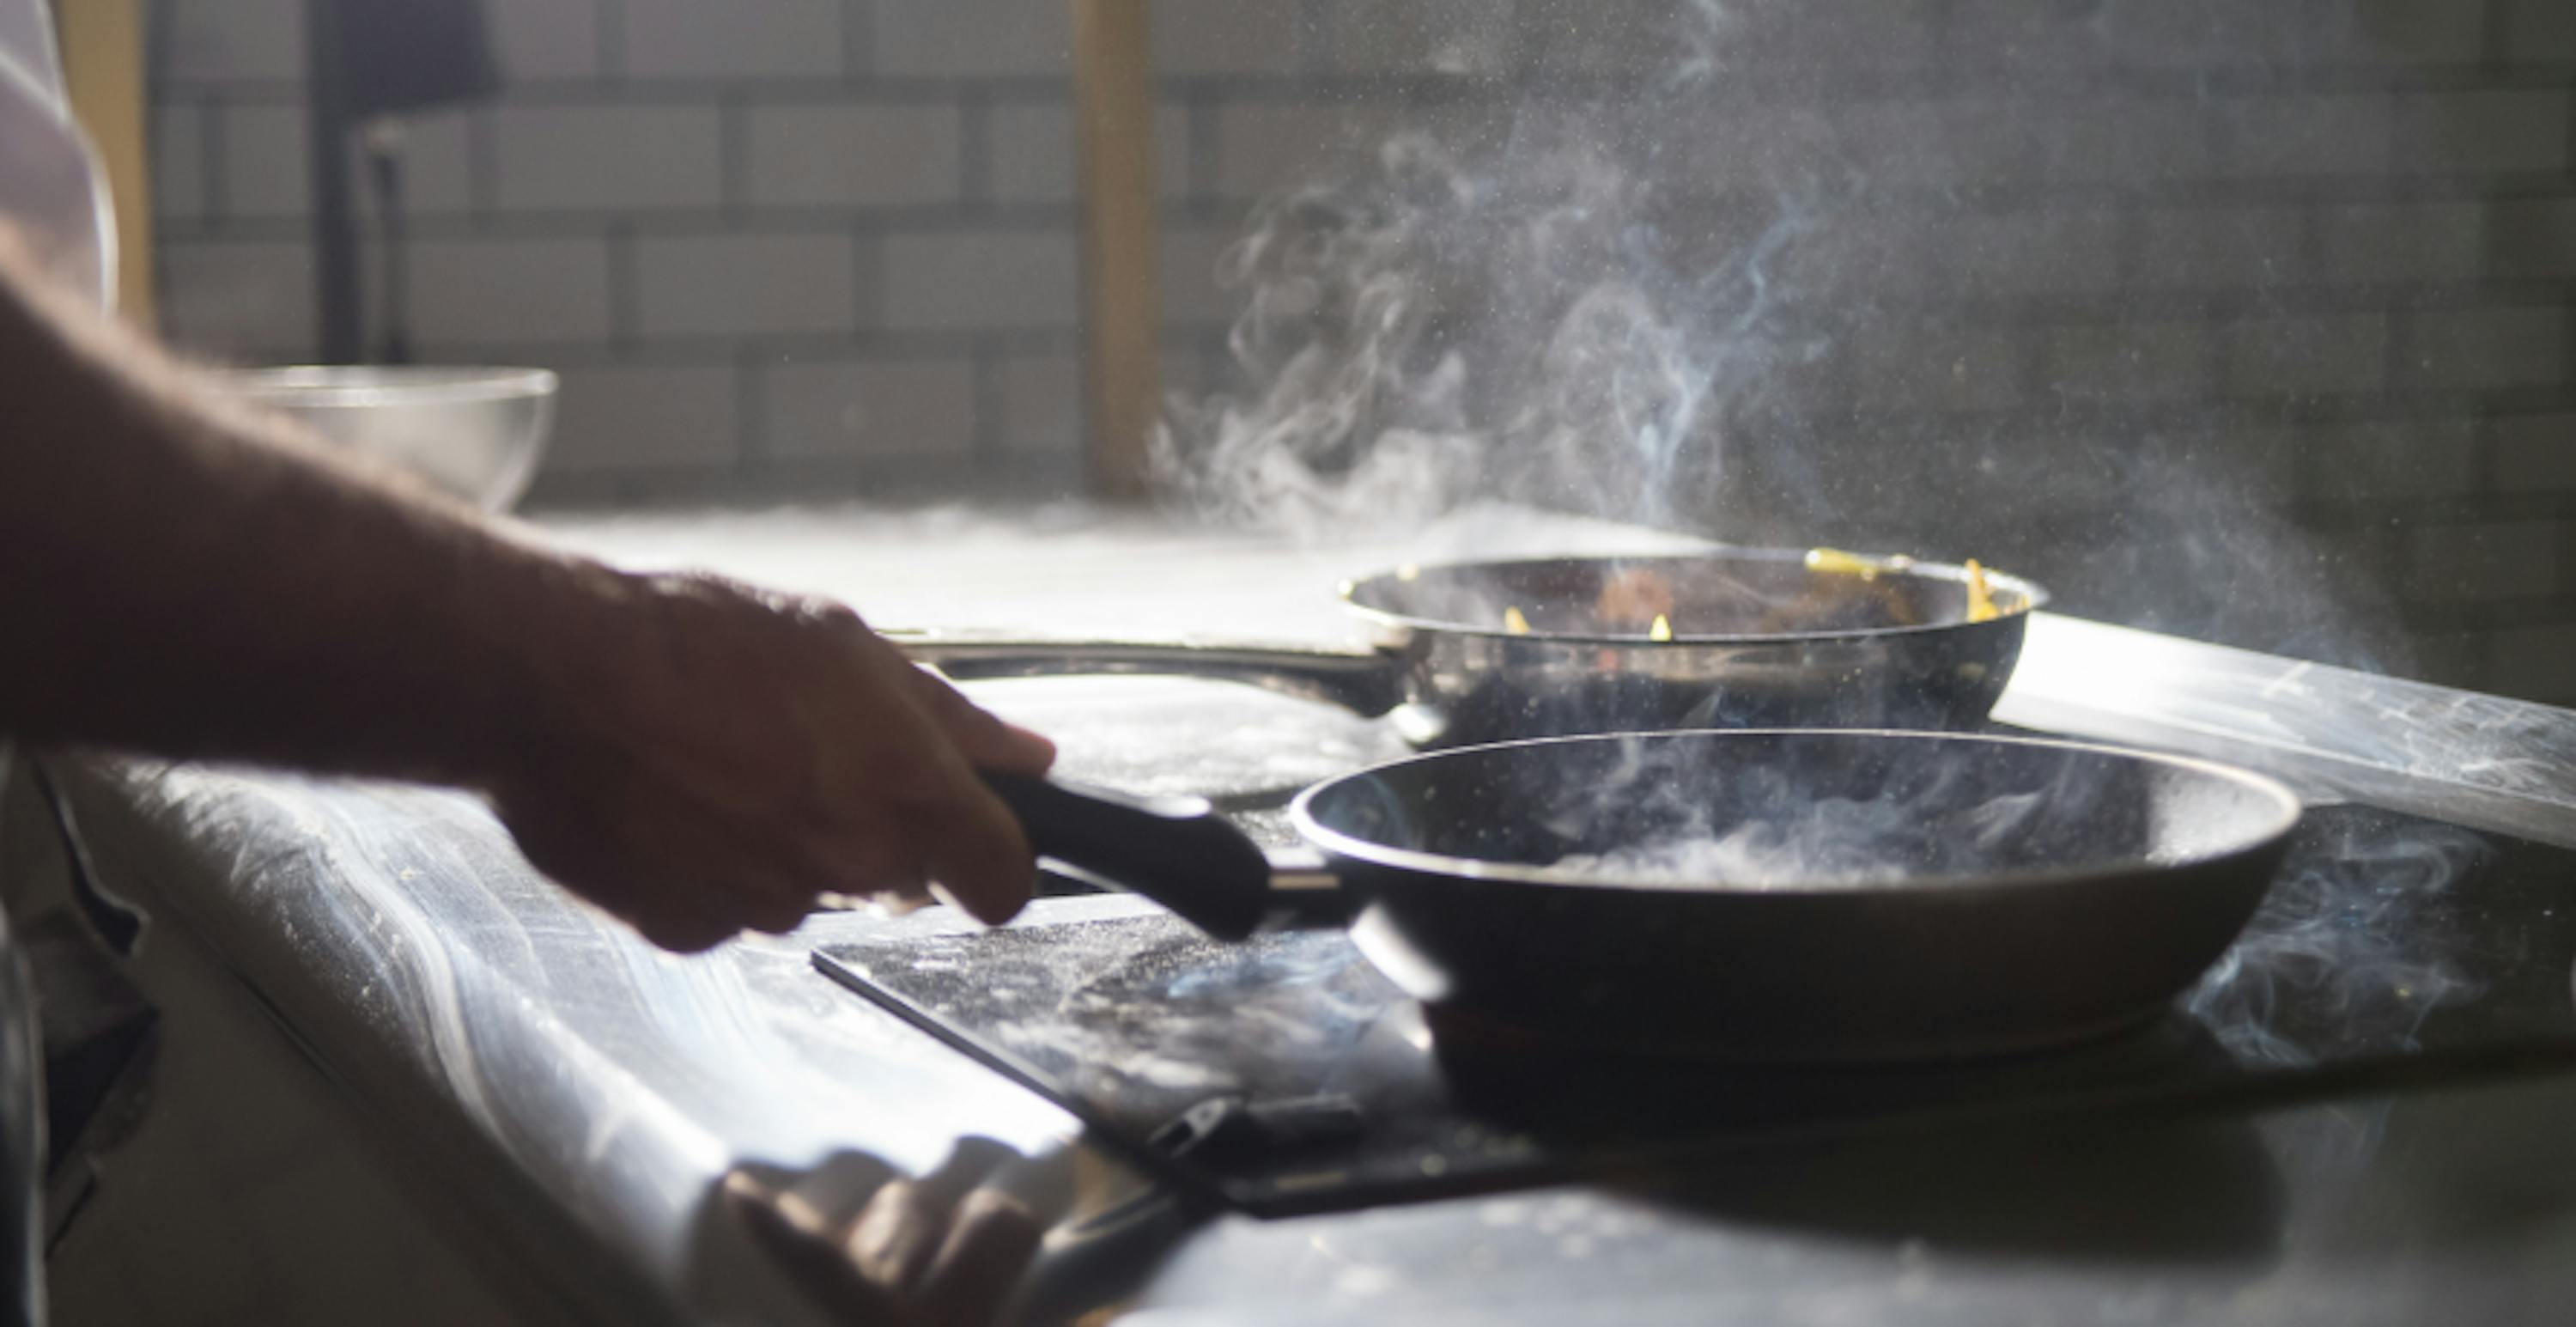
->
[1337,549,2049,647]
[218,364,560,407]
[1289,727,2302,900]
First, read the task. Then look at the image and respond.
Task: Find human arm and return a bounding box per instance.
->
[0,230,1051,949]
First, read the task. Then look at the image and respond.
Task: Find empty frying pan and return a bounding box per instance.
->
[988,730,2298,1062]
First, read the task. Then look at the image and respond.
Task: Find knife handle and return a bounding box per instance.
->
[981,773,1276,941]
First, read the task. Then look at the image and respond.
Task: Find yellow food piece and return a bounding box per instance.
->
[1503,606,1532,635]
[1595,567,1678,626]
[1649,614,1674,642]
[1965,559,2000,623]
[1805,547,1882,581]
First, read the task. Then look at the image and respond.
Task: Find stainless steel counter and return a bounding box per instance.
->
[37,504,2576,1324]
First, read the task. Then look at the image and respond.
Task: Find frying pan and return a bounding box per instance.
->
[908,550,2045,747]
[987,731,2299,1062]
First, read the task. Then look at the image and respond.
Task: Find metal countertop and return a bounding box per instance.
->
[43,504,2576,1324]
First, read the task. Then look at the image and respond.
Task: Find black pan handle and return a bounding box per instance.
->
[982,773,1275,941]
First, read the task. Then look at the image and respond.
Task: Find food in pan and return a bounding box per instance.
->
[1965,559,2000,623]
[1595,566,1679,626]
[1803,547,1899,581]
[1496,551,2014,641]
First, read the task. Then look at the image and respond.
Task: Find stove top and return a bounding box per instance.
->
[815,806,2576,1217]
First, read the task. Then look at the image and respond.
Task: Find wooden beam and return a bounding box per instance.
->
[52,0,153,328]
[1069,0,1161,501]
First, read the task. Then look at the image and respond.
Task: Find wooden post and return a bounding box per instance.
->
[1069,0,1161,501]
[52,0,153,328]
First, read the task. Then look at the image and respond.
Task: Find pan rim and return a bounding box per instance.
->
[1288,728,2303,899]
[1339,549,2051,646]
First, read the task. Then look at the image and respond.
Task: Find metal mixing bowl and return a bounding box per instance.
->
[221,366,558,512]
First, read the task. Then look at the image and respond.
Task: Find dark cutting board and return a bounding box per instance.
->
[816,806,2576,1216]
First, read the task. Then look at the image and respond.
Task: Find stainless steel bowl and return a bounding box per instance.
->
[221,366,558,511]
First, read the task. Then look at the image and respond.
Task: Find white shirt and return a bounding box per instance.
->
[0,0,110,309]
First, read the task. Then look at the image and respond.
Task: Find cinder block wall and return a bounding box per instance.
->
[149,0,1091,499]
[148,1,2576,704]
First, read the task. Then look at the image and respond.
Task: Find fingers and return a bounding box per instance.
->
[909,773,1036,926]
[495,770,822,947]
[915,1190,1042,1327]
[727,1144,1046,1327]
[903,664,1057,776]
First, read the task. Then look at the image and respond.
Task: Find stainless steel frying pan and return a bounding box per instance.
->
[989,730,2299,1062]
[910,550,2045,746]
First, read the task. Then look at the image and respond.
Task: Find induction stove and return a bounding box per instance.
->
[816,805,2576,1217]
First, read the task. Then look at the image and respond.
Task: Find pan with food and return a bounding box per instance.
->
[987,729,2298,1062]
[907,550,2044,746]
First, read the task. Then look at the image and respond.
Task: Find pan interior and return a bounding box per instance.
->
[1345,554,2036,640]
[1297,732,2295,892]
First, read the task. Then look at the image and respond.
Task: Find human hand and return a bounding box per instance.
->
[726,1141,1067,1327]
[492,569,1054,952]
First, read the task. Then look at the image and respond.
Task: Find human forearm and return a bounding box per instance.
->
[0,232,1052,948]
[0,233,612,784]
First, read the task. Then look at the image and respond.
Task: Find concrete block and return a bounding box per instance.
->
[619,0,845,79]
[546,364,743,472]
[1154,3,1301,75]
[2105,0,2305,70]
[227,102,471,225]
[2223,95,2391,178]
[489,0,601,80]
[492,104,723,212]
[1521,0,1686,78]
[1947,0,2112,71]
[1318,0,1532,76]
[1850,319,2026,413]
[1835,100,2032,187]
[879,230,1077,330]
[996,351,1081,453]
[2225,314,2387,397]
[158,239,317,357]
[1766,214,1929,301]
[2037,100,2215,182]
[1157,221,1237,327]
[2506,0,2576,62]
[871,0,1069,77]
[2326,1,2489,65]
[161,0,304,83]
[2492,415,2576,492]
[2491,199,2576,278]
[747,105,959,209]
[404,236,614,345]
[1211,101,1399,202]
[761,356,977,459]
[1937,208,2124,296]
[990,100,1190,204]
[2045,320,2212,402]
[2301,419,2477,499]
[2394,89,2572,174]
[358,108,477,218]
[215,103,307,220]
[2404,520,2567,603]
[2320,202,2487,283]
[2403,307,2567,391]
[634,233,856,339]
[151,104,210,224]
[2139,206,2304,289]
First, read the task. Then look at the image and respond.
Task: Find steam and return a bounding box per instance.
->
[2186,816,2491,1066]
[1154,103,1820,540]
[1525,733,2116,889]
